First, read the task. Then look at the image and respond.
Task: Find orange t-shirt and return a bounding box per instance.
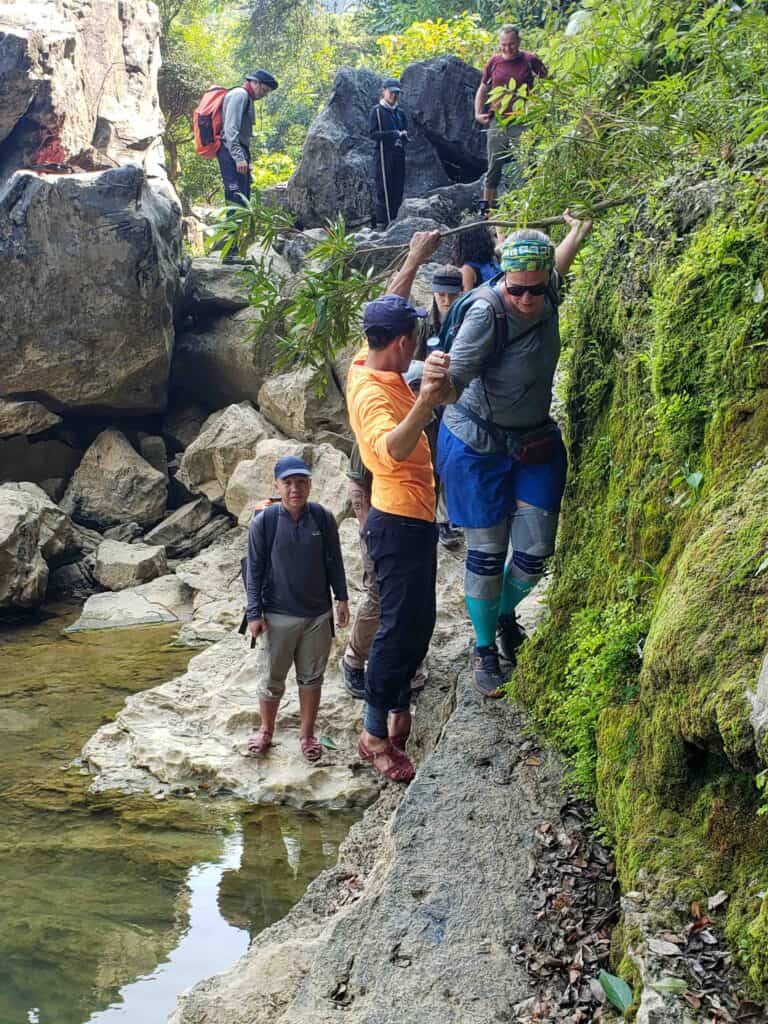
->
[346,350,435,522]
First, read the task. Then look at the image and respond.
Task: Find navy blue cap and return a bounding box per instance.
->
[363,294,427,335]
[246,69,279,90]
[382,77,402,91]
[274,456,311,479]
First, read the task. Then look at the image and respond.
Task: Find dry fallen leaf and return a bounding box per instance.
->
[648,938,682,957]
[708,890,729,911]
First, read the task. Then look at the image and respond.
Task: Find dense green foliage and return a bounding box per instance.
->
[500,0,768,997]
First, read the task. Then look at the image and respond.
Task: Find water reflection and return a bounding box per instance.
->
[0,608,357,1024]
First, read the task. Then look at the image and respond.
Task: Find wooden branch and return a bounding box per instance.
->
[351,194,635,260]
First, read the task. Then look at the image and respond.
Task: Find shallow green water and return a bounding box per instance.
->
[0,607,356,1024]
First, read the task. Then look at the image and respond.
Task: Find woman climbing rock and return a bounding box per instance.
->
[433,211,593,696]
[369,77,409,229]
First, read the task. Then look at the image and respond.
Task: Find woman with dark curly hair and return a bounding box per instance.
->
[451,224,501,291]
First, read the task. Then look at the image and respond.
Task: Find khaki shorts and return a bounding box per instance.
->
[251,612,333,701]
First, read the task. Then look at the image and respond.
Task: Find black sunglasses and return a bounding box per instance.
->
[505,281,548,297]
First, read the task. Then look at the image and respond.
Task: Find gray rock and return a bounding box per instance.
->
[0,399,62,438]
[172,306,281,409]
[258,368,348,443]
[176,403,276,505]
[0,435,83,499]
[0,167,180,416]
[181,257,252,316]
[352,216,452,274]
[398,178,482,226]
[48,557,97,602]
[400,57,486,184]
[103,522,144,544]
[0,482,94,565]
[0,489,50,608]
[285,59,483,229]
[0,0,166,177]
[61,429,167,529]
[137,435,168,480]
[748,649,768,760]
[143,497,214,558]
[162,397,210,454]
[224,440,350,526]
[67,575,194,631]
[93,539,167,592]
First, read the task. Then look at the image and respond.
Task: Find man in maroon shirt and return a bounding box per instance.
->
[474,25,547,216]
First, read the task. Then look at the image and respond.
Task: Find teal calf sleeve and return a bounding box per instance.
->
[499,573,532,615]
[465,595,500,648]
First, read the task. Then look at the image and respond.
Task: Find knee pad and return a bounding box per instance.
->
[464,521,510,599]
[508,506,559,582]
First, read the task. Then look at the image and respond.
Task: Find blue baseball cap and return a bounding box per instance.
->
[382,77,402,91]
[363,294,427,335]
[274,456,311,479]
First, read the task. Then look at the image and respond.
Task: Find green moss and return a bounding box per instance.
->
[511,188,768,996]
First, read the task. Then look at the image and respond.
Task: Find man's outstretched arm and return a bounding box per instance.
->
[387,230,442,300]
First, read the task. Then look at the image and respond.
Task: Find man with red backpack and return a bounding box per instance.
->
[218,71,278,210]
[474,26,547,218]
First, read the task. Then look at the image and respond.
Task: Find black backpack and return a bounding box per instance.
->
[238,502,335,644]
[433,278,508,356]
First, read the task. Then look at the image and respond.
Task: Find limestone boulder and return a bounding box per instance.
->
[67,575,194,631]
[285,67,452,230]
[0,435,83,500]
[61,429,167,529]
[93,539,167,592]
[0,489,49,608]
[143,497,216,559]
[225,440,350,526]
[0,0,165,176]
[82,635,380,807]
[174,527,247,644]
[176,403,276,505]
[0,399,61,438]
[162,397,210,454]
[258,368,348,444]
[397,178,482,227]
[285,59,482,228]
[352,216,452,274]
[400,57,486,185]
[0,482,96,565]
[180,257,252,317]
[0,167,180,415]
[172,307,280,409]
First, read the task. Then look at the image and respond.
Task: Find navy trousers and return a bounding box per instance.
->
[217,146,251,206]
[372,147,405,226]
[364,509,438,712]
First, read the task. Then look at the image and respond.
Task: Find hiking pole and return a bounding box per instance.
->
[377,106,393,227]
[352,194,635,260]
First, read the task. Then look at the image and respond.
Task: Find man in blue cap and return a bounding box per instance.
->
[369,77,409,229]
[219,69,279,256]
[244,455,349,761]
[346,230,452,783]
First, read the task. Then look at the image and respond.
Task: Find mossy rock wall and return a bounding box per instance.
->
[512,177,768,994]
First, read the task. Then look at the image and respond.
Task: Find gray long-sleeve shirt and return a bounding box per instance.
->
[442,273,563,454]
[222,86,254,165]
[246,503,348,621]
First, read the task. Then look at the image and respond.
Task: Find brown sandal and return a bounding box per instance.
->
[300,735,322,762]
[357,736,415,783]
[246,729,273,756]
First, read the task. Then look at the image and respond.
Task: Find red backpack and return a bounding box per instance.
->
[193,86,229,158]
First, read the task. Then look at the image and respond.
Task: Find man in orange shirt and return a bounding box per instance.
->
[347,231,450,783]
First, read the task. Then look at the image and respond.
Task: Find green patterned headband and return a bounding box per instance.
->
[500,237,555,272]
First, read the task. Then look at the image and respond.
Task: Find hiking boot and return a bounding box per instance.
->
[471,644,506,698]
[497,612,528,664]
[438,522,461,550]
[340,658,365,700]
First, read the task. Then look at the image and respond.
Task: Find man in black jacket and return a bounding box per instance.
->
[369,77,409,229]
[244,456,349,762]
